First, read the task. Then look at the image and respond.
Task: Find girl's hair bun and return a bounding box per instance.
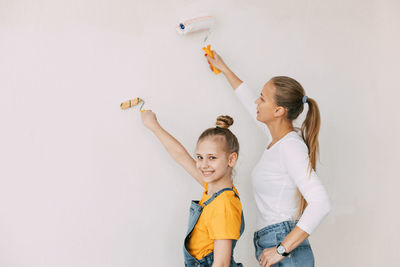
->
[216,115,234,129]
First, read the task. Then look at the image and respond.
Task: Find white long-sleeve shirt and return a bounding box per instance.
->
[235,82,331,234]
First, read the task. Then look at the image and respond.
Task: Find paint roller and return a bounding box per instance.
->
[176,15,221,74]
[120,97,145,111]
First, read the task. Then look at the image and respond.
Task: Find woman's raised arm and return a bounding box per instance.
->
[206,51,270,138]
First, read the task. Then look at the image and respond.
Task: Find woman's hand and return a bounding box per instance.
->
[204,50,243,90]
[205,50,229,74]
[140,110,160,132]
[258,247,285,267]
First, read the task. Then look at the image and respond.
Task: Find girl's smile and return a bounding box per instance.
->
[201,170,215,177]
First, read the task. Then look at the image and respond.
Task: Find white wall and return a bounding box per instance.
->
[1,0,399,266]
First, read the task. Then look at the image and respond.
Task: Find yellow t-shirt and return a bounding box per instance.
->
[186,183,243,260]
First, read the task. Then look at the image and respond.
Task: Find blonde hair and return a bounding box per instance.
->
[197,115,239,158]
[271,76,321,218]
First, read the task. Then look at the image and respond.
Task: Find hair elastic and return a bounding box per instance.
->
[302,95,308,104]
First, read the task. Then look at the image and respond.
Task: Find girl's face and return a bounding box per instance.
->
[195,136,236,185]
[255,80,280,123]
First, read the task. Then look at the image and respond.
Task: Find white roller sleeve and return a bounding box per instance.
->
[176,15,214,35]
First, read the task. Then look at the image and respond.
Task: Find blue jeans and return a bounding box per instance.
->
[184,253,243,267]
[253,221,314,267]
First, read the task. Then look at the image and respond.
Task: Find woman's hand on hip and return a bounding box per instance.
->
[258,247,285,267]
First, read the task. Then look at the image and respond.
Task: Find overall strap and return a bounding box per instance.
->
[203,187,240,207]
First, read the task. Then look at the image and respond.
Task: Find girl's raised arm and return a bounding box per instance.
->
[141,110,203,185]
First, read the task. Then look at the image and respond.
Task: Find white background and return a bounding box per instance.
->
[1,0,399,266]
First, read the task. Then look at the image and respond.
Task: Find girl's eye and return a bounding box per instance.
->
[197,156,203,160]
[209,156,216,160]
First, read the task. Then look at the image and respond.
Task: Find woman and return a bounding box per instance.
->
[205,52,331,267]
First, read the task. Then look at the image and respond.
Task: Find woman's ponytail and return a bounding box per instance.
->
[296,97,321,217]
[271,76,321,217]
[301,97,321,172]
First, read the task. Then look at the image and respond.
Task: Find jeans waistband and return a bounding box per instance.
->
[254,220,298,239]
[184,251,213,265]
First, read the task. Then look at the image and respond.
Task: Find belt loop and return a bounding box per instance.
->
[284,221,290,233]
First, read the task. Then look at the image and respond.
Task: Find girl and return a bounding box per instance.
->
[141,110,245,267]
[205,52,331,267]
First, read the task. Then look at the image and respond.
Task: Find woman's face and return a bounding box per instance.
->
[255,80,279,123]
[195,136,236,185]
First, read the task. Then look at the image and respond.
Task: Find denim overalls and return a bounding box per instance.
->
[183,188,245,267]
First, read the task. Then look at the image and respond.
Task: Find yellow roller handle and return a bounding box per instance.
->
[202,45,221,75]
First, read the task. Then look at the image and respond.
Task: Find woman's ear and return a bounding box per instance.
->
[274,106,287,118]
[228,152,238,167]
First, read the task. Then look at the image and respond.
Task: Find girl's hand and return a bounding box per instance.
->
[205,50,229,73]
[258,247,285,267]
[140,110,160,132]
